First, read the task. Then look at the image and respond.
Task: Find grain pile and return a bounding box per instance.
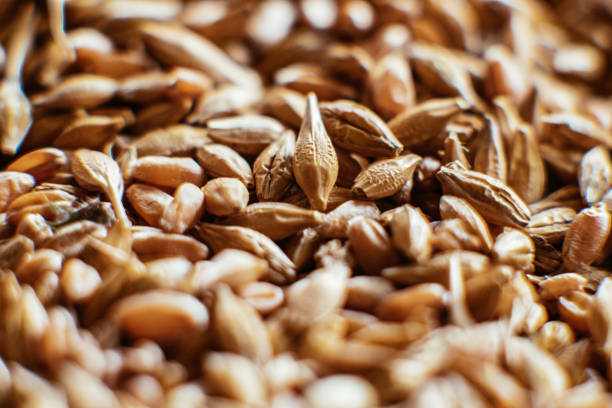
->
[1,0,612,407]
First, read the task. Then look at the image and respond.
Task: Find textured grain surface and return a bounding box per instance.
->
[293,92,338,211]
[0,1,611,406]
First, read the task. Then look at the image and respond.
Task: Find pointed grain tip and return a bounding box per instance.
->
[305,92,319,114]
[294,90,338,212]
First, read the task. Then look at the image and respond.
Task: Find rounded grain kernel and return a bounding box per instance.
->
[239,281,284,315]
[58,361,119,408]
[156,361,188,388]
[126,183,172,227]
[557,291,592,332]
[376,283,447,321]
[562,203,611,270]
[5,147,67,181]
[201,177,249,216]
[346,276,395,311]
[60,258,102,303]
[124,374,164,407]
[15,249,63,283]
[347,216,399,274]
[304,375,379,408]
[131,156,206,188]
[160,182,205,233]
[534,321,575,354]
[113,290,209,344]
[202,352,266,406]
[144,256,193,289]
[0,171,35,212]
[492,227,535,272]
[33,270,61,306]
[196,143,253,186]
[336,0,375,37]
[132,228,210,261]
[213,284,273,363]
[15,213,53,245]
[164,382,206,408]
[122,340,165,373]
[187,249,268,293]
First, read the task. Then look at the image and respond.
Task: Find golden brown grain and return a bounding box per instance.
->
[1,1,611,405]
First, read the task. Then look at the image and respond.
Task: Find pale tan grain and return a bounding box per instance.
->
[201,177,249,217]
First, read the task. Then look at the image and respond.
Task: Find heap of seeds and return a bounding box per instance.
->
[1,0,612,406]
